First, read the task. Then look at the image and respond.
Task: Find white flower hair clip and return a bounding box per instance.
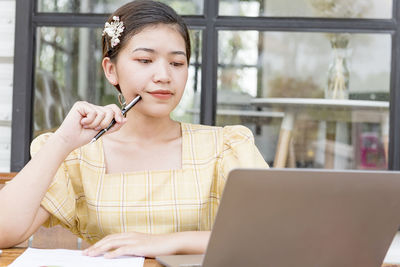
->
[102,16,125,48]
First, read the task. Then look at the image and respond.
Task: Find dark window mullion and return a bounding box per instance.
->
[33,13,108,27]
[389,0,400,170]
[215,16,396,33]
[32,13,207,28]
[11,0,36,171]
[200,0,218,125]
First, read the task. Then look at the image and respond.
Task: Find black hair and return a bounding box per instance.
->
[102,0,191,63]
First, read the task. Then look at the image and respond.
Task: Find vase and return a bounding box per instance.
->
[325,34,350,99]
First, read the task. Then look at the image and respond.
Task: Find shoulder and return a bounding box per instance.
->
[182,123,255,149]
[182,123,251,135]
[181,122,223,139]
[182,122,222,132]
[222,125,254,142]
[30,132,53,156]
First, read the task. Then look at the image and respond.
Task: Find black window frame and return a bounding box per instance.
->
[11,0,400,171]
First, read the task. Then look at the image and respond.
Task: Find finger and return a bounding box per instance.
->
[106,118,127,134]
[87,239,134,257]
[83,234,115,255]
[86,110,106,130]
[85,234,117,253]
[106,104,124,123]
[74,101,92,117]
[84,232,137,256]
[100,108,115,129]
[104,246,141,259]
[79,106,97,126]
[86,234,132,255]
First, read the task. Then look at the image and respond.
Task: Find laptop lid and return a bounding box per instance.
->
[201,168,400,267]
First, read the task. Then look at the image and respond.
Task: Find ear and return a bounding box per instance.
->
[102,57,119,85]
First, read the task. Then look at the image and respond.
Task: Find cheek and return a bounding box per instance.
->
[119,71,148,91]
[177,69,189,86]
[175,71,188,100]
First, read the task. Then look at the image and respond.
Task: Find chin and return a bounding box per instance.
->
[143,108,174,119]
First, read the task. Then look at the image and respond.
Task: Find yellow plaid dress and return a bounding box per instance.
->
[30,123,268,244]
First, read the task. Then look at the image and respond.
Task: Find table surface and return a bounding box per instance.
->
[0,248,164,267]
[2,248,400,267]
[251,98,389,110]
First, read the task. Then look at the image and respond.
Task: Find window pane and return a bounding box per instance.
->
[33,27,202,136]
[219,0,392,19]
[172,30,202,124]
[37,0,204,15]
[217,31,391,170]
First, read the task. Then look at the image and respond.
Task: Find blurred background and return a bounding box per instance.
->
[2,0,397,171]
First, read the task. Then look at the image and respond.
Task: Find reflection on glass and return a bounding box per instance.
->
[219,0,392,18]
[34,27,202,136]
[217,30,391,170]
[172,30,202,124]
[37,0,204,15]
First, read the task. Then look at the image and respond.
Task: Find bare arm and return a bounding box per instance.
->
[0,134,72,248]
[174,231,210,254]
[0,101,126,248]
[83,231,211,258]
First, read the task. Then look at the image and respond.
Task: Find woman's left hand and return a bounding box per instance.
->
[83,232,179,258]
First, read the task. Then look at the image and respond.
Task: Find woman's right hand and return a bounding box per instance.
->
[54,101,127,151]
[0,100,127,248]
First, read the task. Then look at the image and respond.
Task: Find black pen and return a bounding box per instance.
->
[89,95,142,144]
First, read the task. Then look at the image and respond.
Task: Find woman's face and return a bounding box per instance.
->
[106,24,189,118]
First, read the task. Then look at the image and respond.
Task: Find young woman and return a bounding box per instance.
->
[0,0,267,258]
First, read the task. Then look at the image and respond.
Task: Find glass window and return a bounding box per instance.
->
[219,0,392,19]
[217,30,391,170]
[37,0,204,15]
[33,27,202,137]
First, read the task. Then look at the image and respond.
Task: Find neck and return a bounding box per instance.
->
[113,111,181,144]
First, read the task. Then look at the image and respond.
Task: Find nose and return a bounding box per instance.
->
[153,60,171,84]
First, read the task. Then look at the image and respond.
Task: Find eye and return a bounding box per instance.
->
[137,59,152,64]
[171,62,184,67]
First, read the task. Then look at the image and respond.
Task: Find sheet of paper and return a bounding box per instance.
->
[9,247,144,267]
[384,232,400,264]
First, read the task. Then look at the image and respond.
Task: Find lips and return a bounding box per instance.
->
[148,90,173,100]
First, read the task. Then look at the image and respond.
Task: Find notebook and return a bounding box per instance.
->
[157,168,400,267]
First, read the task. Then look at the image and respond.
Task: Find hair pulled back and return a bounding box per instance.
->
[102,0,191,63]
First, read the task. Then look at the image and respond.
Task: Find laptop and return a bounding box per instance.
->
[157,168,400,267]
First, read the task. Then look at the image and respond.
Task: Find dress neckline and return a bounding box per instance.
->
[99,122,188,176]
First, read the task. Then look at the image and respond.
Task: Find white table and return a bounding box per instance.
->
[251,98,389,168]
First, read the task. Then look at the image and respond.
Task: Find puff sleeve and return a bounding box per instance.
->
[217,125,269,196]
[30,133,80,235]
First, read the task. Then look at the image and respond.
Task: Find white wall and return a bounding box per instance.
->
[0,0,15,172]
